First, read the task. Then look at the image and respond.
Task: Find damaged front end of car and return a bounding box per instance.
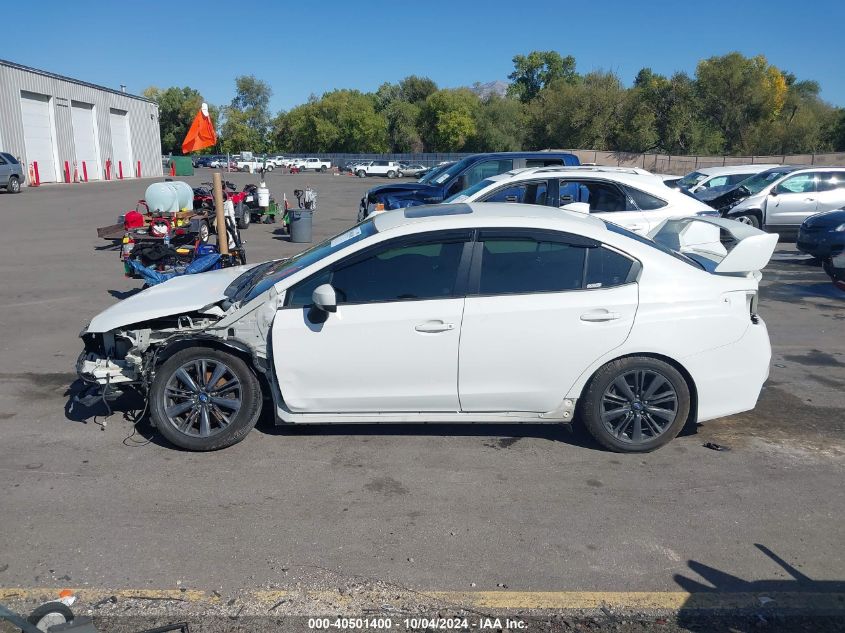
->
[75,265,281,412]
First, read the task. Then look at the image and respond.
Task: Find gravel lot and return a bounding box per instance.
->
[0,170,842,631]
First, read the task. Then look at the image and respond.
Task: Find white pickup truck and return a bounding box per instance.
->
[295,157,332,172]
[235,158,274,173]
[355,160,401,178]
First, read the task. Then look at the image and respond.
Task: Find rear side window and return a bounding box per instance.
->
[478,237,586,295]
[0,153,17,164]
[463,159,514,187]
[560,180,634,212]
[585,247,636,288]
[818,172,845,192]
[624,186,667,210]
[526,158,563,167]
[0,155,6,165]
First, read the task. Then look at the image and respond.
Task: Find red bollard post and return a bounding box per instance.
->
[82,162,88,182]
[64,161,71,183]
[105,160,111,180]
[136,160,141,178]
[118,161,124,179]
[33,161,41,186]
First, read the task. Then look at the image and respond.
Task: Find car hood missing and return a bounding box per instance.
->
[86,264,256,333]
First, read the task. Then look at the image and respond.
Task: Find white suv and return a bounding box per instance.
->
[676,165,780,195]
[356,160,401,178]
[444,166,717,234]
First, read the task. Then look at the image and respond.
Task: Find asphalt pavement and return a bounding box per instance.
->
[0,170,842,631]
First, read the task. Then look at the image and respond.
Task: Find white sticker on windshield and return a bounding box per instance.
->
[435,173,450,184]
[330,226,362,247]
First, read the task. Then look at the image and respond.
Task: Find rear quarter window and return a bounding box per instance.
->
[624,185,667,210]
[585,247,637,288]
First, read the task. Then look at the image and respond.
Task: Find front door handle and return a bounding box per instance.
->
[805,198,816,202]
[580,310,621,322]
[415,320,455,333]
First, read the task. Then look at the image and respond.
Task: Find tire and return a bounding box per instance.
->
[237,201,250,229]
[733,212,761,229]
[357,170,366,178]
[580,356,691,453]
[320,165,327,172]
[8,175,21,193]
[28,602,74,631]
[387,170,396,179]
[266,165,274,171]
[150,347,262,451]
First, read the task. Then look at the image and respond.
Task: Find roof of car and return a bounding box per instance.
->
[692,164,781,176]
[373,201,608,235]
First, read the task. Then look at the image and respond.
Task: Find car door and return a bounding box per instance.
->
[765,172,818,226]
[272,230,473,413]
[458,229,639,412]
[559,179,649,233]
[0,154,10,184]
[814,172,845,213]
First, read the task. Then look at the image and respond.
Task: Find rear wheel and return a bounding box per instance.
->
[237,201,250,229]
[8,175,21,193]
[387,170,396,179]
[28,602,74,631]
[357,170,366,178]
[151,348,262,451]
[320,165,327,172]
[580,356,690,453]
[733,212,761,229]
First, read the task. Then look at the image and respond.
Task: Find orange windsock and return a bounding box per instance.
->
[182,103,217,154]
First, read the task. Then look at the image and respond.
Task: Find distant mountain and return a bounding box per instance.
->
[470,80,509,98]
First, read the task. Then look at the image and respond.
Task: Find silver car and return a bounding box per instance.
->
[0,152,24,193]
[723,166,845,231]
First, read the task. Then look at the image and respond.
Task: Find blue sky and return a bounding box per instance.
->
[3,0,844,111]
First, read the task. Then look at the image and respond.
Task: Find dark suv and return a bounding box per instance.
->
[358,152,580,220]
[0,152,24,193]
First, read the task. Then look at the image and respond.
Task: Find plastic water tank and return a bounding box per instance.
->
[257,185,270,208]
[145,181,194,213]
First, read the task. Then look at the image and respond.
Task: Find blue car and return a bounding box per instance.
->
[797,208,845,259]
[358,152,580,220]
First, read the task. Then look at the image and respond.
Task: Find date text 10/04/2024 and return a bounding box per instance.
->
[307,617,528,630]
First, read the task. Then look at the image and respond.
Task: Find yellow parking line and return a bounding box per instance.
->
[2,588,844,612]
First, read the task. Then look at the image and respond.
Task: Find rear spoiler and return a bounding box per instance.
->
[649,217,779,274]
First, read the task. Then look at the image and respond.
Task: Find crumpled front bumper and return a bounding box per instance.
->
[76,352,138,386]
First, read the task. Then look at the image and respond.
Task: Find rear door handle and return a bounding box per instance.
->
[580,310,621,322]
[415,320,455,333]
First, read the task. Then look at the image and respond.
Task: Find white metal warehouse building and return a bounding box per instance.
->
[0,59,161,184]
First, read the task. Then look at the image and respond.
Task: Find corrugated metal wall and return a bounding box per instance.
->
[0,60,161,182]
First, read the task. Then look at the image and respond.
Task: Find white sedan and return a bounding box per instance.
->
[78,203,775,453]
[444,166,718,234]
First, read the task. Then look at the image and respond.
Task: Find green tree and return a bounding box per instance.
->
[399,75,438,104]
[385,101,423,152]
[143,86,218,155]
[418,89,481,151]
[467,95,525,152]
[221,75,273,153]
[507,51,577,103]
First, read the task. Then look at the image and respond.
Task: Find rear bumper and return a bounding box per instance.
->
[683,318,771,423]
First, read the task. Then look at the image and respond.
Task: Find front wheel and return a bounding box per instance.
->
[580,356,690,453]
[357,170,366,178]
[732,212,761,229]
[387,170,396,179]
[150,348,263,451]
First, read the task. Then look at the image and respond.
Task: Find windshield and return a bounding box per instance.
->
[603,221,703,270]
[230,220,378,303]
[677,171,707,189]
[419,160,465,184]
[444,178,496,203]
[737,169,794,195]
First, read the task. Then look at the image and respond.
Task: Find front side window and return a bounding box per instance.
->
[477,235,587,295]
[286,234,469,307]
[776,173,816,194]
[482,180,549,205]
[677,171,707,189]
[702,176,728,189]
[0,155,7,165]
[560,180,632,212]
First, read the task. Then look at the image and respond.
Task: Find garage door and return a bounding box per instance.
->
[20,91,57,183]
[109,108,133,178]
[71,102,100,181]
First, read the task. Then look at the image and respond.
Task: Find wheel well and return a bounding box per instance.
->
[152,338,269,390]
[734,208,763,223]
[581,352,699,427]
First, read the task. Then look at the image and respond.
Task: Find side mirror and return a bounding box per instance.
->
[312,284,337,313]
[769,189,779,197]
[561,202,590,214]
